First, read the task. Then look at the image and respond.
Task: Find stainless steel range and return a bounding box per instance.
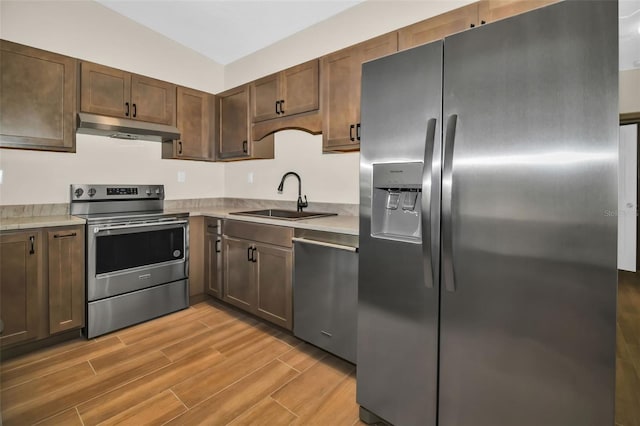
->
[70,184,189,338]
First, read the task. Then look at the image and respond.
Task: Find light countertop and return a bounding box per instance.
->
[0,215,86,232]
[167,208,359,236]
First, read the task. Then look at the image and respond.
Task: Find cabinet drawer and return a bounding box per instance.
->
[224,220,293,248]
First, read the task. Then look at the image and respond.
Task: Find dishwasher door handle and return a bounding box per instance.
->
[292,237,358,253]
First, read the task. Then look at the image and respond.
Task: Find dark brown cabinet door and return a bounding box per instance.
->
[321,47,359,151]
[251,73,280,123]
[0,40,77,152]
[204,219,222,299]
[131,74,176,125]
[254,243,292,330]
[168,86,215,161]
[0,231,41,347]
[322,33,397,152]
[222,236,255,310]
[281,59,319,117]
[80,62,131,119]
[478,0,559,24]
[218,85,250,159]
[398,3,478,50]
[48,226,84,334]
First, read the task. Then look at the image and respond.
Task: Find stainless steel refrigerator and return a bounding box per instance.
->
[357,2,618,426]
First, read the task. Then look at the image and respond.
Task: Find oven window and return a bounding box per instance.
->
[96,227,184,274]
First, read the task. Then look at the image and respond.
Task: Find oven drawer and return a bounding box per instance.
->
[86,279,188,338]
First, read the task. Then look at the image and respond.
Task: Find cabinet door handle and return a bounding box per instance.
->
[481,20,486,25]
[54,232,77,239]
[275,101,280,115]
[356,123,361,141]
[132,103,137,118]
[125,102,130,117]
[470,23,475,28]
[280,100,285,114]
[215,239,221,253]
[251,247,257,263]
[178,141,183,155]
[242,140,248,153]
[247,246,253,261]
[29,236,35,254]
[349,124,355,142]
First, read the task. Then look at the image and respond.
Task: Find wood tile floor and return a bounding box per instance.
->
[617,272,640,426]
[1,275,638,426]
[0,299,364,426]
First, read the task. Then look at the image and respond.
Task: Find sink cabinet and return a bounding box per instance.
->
[222,220,293,330]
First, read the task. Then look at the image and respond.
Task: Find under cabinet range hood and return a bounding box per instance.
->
[76,112,180,142]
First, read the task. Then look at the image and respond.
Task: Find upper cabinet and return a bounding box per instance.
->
[399,3,479,50]
[478,0,560,24]
[250,60,321,141]
[321,32,398,152]
[80,62,176,126]
[251,59,319,122]
[163,86,216,161]
[217,84,274,161]
[0,40,78,152]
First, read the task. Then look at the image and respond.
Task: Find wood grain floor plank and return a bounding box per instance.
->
[1,338,96,373]
[34,407,84,426]
[95,389,187,426]
[617,275,640,426]
[161,318,251,362]
[278,343,327,373]
[271,353,355,416]
[1,361,94,409]
[2,350,171,425]
[115,307,211,345]
[197,306,254,328]
[89,320,209,374]
[76,348,224,425]
[227,397,298,426]
[0,336,123,389]
[293,372,359,426]
[165,360,298,426]
[172,335,292,407]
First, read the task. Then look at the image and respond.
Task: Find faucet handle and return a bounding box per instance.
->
[298,195,309,212]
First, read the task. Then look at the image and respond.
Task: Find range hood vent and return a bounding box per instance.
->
[76,113,180,142]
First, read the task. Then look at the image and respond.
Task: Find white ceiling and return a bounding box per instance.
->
[96,0,364,65]
[98,0,639,69]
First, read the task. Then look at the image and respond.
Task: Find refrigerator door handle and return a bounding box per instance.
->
[421,118,438,289]
[442,114,458,293]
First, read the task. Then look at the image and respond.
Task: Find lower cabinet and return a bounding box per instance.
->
[223,221,293,330]
[47,227,85,334]
[204,218,222,298]
[0,225,85,348]
[0,231,42,346]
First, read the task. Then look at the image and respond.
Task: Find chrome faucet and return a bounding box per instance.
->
[277,172,308,212]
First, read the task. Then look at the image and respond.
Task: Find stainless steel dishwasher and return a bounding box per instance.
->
[293,229,358,363]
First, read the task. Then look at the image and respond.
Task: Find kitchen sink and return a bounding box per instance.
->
[230,209,337,221]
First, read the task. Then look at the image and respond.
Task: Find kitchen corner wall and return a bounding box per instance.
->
[0,0,226,205]
[223,0,475,205]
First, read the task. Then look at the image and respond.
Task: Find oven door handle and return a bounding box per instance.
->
[93,219,188,233]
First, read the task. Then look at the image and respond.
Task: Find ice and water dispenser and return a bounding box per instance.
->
[371,162,423,243]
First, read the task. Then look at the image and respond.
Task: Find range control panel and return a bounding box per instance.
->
[70,184,164,201]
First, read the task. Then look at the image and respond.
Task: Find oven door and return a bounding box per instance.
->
[87,218,188,301]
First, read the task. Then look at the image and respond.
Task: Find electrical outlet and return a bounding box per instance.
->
[177,171,186,183]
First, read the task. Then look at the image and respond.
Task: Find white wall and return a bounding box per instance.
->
[620,69,640,114]
[223,0,474,205]
[0,0,225,205]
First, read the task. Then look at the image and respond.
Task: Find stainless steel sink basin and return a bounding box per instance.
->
[230,209,337,221]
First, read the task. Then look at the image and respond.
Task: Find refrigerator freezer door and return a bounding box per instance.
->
[439,2,618,425]
[358,42,443,426]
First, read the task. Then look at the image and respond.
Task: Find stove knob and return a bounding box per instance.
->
[88,188,96,197]
[74,188,84,198]
[146,189,152,196]
[155,188,162,195]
